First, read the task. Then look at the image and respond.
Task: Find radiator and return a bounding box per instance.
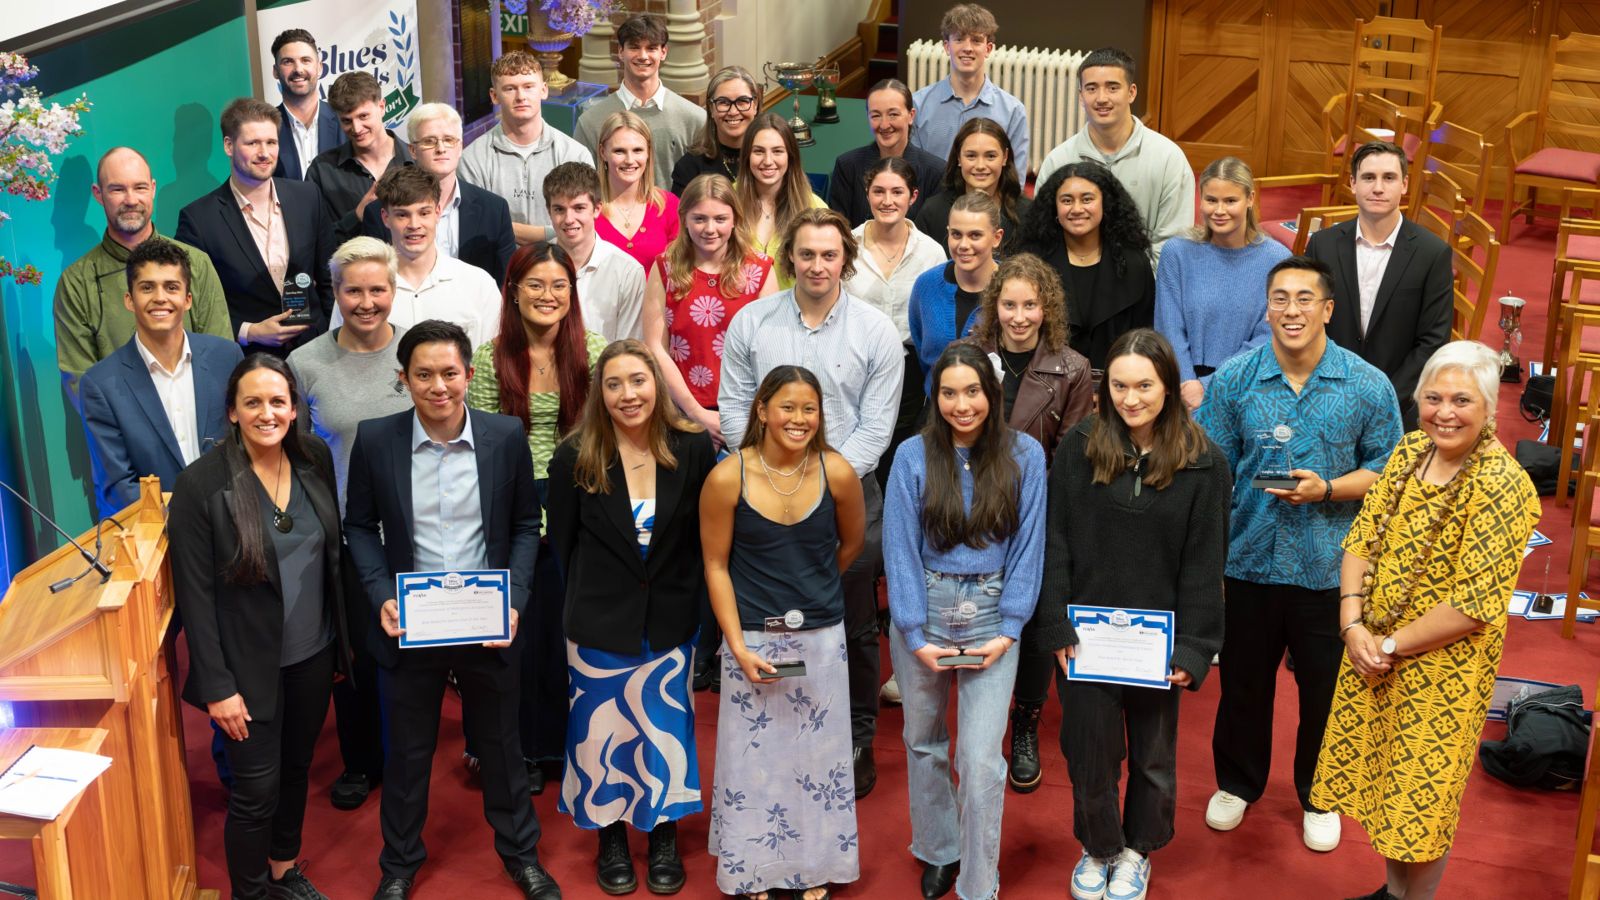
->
[905,39,1088,177]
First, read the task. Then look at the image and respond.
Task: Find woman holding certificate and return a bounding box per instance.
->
[700,365,866,900]
[882,341,1047,900]
[168,354,349,900]
[1029,328,1229,900]
[545,340,716,895]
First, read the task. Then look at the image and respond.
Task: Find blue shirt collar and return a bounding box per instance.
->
[411,408,475,450]
[1253,338,1352,385]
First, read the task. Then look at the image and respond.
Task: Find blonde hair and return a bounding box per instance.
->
[407,102,462,140]
[596,110,666,215]
[776,207,858,283]
[1189,156,1261,244]
[329,236,398,289]
[666,174,763,299]
[571,339,700,493]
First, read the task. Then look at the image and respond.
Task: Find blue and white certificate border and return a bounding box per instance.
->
[396,569,512,648]
[1066,604,1175,690]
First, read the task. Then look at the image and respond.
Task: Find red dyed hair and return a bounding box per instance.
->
[491,243,591,436]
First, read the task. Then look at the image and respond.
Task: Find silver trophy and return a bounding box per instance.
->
[763,61,818,146]
[1498,295,1525,383]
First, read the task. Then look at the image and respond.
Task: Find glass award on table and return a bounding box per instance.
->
[281,271,313,325]
[935,600,985,666]
[762,609,807,678]
[1250,428,1298,489]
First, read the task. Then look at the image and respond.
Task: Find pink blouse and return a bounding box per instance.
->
[598,191,681,272]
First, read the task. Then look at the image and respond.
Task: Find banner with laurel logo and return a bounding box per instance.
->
[256,0,425,130]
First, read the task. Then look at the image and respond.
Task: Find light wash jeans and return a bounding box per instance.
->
[889,569,1020,900]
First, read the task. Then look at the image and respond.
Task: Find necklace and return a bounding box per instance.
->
[956,446,972,471]
[868,223,908,269]
[999,347,1030,379]
[269,450,293,534]
[758,448,808,514]
[619,440,651,471]
[610,199,643,233]
[530,346,552,377]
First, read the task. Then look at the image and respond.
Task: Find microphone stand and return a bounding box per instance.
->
[0,478,113,592]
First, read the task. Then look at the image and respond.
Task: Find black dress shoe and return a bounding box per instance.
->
[510,863,563,900]
[920,861,958,898]
[852,746,876,800]
[331,771,373,810]
[372,876,412,900]
[596,822,637,894]
[646,821,685,894]
[527,760,547,796]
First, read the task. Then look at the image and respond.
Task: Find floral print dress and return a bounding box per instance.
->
[656,252,773,410]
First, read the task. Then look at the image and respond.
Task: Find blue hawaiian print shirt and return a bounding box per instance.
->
[1195,340,1402,590]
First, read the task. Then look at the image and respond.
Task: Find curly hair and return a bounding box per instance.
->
[938,118,1023,226]
[970,252,1069,353]
[1020,161,1151,260]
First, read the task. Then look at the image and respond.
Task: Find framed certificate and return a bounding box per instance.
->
[1066,605,1175,690]
[396,569,513,648]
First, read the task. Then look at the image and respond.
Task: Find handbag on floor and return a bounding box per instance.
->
[1479,683,1590,791]
[1521,374,1555,422]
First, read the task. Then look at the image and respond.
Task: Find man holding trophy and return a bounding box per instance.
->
[1192,256,1402,856]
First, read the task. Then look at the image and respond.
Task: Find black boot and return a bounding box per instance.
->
[596,822,637,895]
[646,821,686,894]
[1007,699,1044,793]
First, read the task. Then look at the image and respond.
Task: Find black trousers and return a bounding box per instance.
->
[377,643,540,878]
[1058,670,1182,858]
[844,474,885,748]
[221,643,335,900]
[1211,578,1342,811]
[520,536,568,763]
[1013,648,1056,706]
[333,544,385,780]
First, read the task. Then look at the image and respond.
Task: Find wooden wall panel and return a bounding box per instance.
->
[1156,0,1272,172]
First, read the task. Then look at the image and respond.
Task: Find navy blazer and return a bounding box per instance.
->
[362,177,516,287]
[274,100,347,181]
[176,177,336,355]
[78,333,244,516]
[342,407,540,668]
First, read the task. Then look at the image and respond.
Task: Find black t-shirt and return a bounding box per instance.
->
[998,346,1033,417]
[955,287,982,341]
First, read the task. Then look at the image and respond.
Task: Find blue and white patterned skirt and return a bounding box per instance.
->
[558,637,702,830]
[708,621,860,894]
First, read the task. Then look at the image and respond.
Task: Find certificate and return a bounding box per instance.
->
[396,569,512,648]
[1066,605,1175,690]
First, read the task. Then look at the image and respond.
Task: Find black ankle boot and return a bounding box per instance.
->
[1007,699,1044,793]
[646,821,685,894]
[596,822,637,895]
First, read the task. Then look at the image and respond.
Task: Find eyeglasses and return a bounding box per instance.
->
[1266,296,1328,311]
[412,136,462,150]
[710,95,757,113]
[520,279,571,295]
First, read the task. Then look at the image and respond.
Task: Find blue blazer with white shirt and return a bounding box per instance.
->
[78,332,244,516]
[274,100,347,181]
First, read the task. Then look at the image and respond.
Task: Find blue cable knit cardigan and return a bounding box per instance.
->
[908,261,983,396]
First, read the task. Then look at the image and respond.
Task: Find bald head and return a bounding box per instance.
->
[93,147,156,241]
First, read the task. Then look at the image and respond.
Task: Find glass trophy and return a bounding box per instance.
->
[761,609,806,678]
[281,272,312,324]
[935,600,985,666]
[1250,429,1297,489]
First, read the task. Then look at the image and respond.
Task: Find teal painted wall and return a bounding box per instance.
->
[0,1,252,583]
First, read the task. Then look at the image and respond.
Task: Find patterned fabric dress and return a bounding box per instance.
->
[1311,432,1541,862]
[559,496,702,830]
[657,252,773,410]
[467,330,609,479]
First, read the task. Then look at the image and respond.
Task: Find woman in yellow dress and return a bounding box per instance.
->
[1311,341,1541,900]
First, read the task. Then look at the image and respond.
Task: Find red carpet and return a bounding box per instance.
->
[4,189,1597,898]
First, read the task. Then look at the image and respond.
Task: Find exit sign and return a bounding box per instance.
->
[501,12,529,35]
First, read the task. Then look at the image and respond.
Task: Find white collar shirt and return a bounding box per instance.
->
[573,238,646,342]
[133,331,200,464]
[1353,215,1404,334]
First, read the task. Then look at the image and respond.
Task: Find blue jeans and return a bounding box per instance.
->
[889,570,1019,900]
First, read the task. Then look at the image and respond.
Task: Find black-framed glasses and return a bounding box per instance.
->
[711,95,757,113]
[1266,296,1328,311]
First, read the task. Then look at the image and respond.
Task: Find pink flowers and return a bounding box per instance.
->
[0,52,90,285]
[689,294,726,328]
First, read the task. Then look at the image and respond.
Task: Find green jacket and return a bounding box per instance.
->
[53,231,233,395]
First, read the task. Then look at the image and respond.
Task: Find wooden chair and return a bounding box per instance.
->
[1414,168,1466,246]
[1323,17,1442,173]
[1322,92,1434,206]
[1548,187,1600,368]
[1411,119,1493,219]
[1568,676,1600,896]
[1256,173,1347,251]
[1281,204,1359,255]
[1500,31,1600,242]
[1449,210,1500,342]
[1565,405,1600,639]
[1549,275,1600,504]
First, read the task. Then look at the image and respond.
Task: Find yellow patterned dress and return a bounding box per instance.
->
[1311,431,1541,862]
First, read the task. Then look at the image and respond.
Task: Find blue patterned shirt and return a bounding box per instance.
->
[1194,341,1402,589]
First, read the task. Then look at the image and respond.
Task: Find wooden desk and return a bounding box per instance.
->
[0,728,125,900]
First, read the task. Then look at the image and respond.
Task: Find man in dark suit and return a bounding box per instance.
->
[177,97,335,358]
[343,320,560,900]
[269,28,346,180]
[1307,140,1452,428]
[361,102,515,287]
[79,237,243,517]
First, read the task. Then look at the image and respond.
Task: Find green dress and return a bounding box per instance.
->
[468,331,609,480]
[1310,432,1541,862]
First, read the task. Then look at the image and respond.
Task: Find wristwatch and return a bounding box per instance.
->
[1380,636,1397,656]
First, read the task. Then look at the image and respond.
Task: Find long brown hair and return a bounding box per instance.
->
[665,174,762,299]
[491,243,591,436]
[739,365,834,455]
[938,117,1023,226]
[571,339,700,494]
[920,342,1022,552]
[970,252,1069,353]
[1085,329,1209,490]
[735,113,816,244]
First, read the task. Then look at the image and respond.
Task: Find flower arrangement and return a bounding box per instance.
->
[0,52,91,286]
[538,0,622,36]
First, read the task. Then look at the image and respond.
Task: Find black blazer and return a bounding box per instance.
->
[342,408,540,669]
[175,178,336,355]
[361,178,516,288]
[827,143,948,228]
[168,436,350,717]
[1306,216,1452,427]
[274,101,346,181]
[546,429,716,655]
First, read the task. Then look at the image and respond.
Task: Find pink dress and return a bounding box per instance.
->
[599,191,681,272]
[657,251,774,409]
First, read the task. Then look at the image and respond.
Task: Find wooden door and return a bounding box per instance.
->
[1273,0,1383,175]
[1151,0,1277,173]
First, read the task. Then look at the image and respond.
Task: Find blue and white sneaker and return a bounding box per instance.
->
[1070,849,1111,900]
[1106,848,1149,900]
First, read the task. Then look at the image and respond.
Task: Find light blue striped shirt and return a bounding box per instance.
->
[410,411,487,572]
[909,77,1031,181]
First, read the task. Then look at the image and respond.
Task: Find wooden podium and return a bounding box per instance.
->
[0,477,203,899]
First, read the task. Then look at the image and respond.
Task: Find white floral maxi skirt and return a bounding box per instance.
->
[708,621,861,895]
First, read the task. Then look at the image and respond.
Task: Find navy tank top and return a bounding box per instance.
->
[727,450,846,631]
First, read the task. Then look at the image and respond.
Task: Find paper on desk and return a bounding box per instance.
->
[0,746,112,820]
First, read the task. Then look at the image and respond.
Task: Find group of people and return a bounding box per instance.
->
[52,4,1541,900]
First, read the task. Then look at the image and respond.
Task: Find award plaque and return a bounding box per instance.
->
[761,609,807,678]
[1250,428,1298,489]
[282,272,313,324]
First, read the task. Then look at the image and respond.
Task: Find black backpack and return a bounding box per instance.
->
[1479,684,1591,791]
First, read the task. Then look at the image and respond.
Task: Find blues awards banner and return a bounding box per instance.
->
[256,0,424,129]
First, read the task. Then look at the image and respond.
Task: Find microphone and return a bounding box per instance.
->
[0,478,113,592]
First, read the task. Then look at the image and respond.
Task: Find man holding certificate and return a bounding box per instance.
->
[343,319,560,900]
[1193,256,1402,857]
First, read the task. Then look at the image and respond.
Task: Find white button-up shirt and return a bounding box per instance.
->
[1354,215,1403,334]
[288,105,322,178]
[573,238,646,342]
[436,179,463,259]
[331,255,503,348]
[134,332,200,464]
[617,80,668,111]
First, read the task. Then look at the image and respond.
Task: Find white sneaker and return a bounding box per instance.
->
[878,675,901,705]
[1070,849,1111,900]
[1303,810,1342,851]
[1205,789,1248,831]
[1105,848,1149,900]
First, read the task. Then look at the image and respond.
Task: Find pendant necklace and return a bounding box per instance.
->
[956,446,972,471]
[270,450,293,534]
[758,448,808,515]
